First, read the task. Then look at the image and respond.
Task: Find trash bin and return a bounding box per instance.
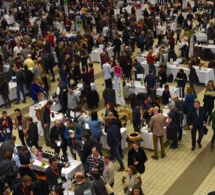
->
[127,132,143,150]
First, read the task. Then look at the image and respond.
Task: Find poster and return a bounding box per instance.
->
[114,76,125,106]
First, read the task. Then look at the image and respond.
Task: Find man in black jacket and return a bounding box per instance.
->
[105,118,125,172]
[27,117,39,149]
[50,120,67,156]
[45,157,69,189]
[40,101,53,146]
[132,101,142,132]
[187,100,207,151]
[188,64,198,98]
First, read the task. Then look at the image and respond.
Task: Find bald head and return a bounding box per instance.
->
[75,172,84,182]
[54,119,61,127]
[172,95,179,102]
[153,106,159,114]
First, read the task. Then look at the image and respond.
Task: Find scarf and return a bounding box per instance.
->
[45,105,51,114]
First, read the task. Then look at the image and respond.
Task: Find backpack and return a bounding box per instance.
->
[173,108,184,124]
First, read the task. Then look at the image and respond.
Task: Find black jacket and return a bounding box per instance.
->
[107,124,122,147]
[128,147,147,174]
[187,107,206,127]
[28,123,39,144]
[189,67,198,83]
[40,106,51,124]
[81,138,98,163]
[0,79,9,95]
[132,107,141,127]
[162,90,171,106]
[50,124,67,148]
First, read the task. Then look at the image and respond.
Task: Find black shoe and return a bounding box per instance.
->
[22,100,26,103]
[197,141,202,148]
[161,154,166,158]
[178,138,182,141]
[191,147,195,151]
[151,155,158,160]
[170,145,177,149]
[14,102,20,105]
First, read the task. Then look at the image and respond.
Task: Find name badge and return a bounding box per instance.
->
[6,128,10,133]
[57,177,62,184]
[18,126,23,131]
[159,76,162,80]
[168,98,172,102]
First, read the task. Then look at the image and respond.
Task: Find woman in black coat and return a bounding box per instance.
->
[128,142,148,174]
[176,68,187,98]
[203,80,215,124]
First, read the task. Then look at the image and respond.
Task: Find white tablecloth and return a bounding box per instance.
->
[195,32,207,42]
[195,44,215,54]
[100,128,128,150]
[140,126,167,151]
[8,26,19,32]
[91,47,114,62]
[53,21,65,32]
[114,8,120,16]
[3,64,10,73]
[4,15,15,24]
[178,42,189,49]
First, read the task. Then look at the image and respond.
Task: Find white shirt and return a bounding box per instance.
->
[102,26,109,37]
[103,63,113,80]
[13,46,23,55]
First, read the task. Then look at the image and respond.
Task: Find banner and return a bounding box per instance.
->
[114,76,125,106]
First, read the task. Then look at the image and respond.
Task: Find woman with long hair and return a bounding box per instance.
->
[131,185,144,195]
[122,165,142,195]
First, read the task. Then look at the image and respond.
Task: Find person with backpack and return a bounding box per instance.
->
[167,103,180,149]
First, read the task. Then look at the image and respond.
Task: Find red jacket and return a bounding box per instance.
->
[43,34,54,46]
[147,54,156,65]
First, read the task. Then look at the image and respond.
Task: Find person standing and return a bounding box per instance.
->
[14,66,26,104]
[74,172,96,195]
[14,108,28,146]
[56,77,68,114]
[50,120,67,156]
[67,85,80,116]
[149,107,166,159]
[38,71,51,94]
[176,69,187,98]
[105,118,125,172]
[40,100,53,146]
[0,111,13,141]
[0,136,16,162]
[45,157,69,188]
[0,76,11,110]
[144,69,156,101]
[187,100,206,151]
[103,60,113,89]
[167,103,179,149]
[102,154,115,187]
[31,78,46,104]
[210,109,215,148]
[79,45,89,72]
[146,50,156,76]
[26,117,39,149]
[188,64,198,98]
[132,102,142,132]
[128,142,148,173]
[112,34,121,60]
[162,85,171,106]
[12,175,33,195]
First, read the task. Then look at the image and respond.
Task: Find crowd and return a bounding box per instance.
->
[0,0,215,194]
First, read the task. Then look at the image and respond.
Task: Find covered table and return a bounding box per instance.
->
[195,32,207,42]
[156,22,177,35]
[4,14,15,24]
[140,126,167,151]
[53,21,65,32]
[100,128,128,150]
[91,47,114,63]
[195,44,215,54]
[168,64,214,86]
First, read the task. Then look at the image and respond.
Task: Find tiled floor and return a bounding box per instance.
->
[3,20,215,195]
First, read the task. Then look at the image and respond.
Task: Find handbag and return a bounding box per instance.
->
[203,126,208,135]
[101,176,114,195]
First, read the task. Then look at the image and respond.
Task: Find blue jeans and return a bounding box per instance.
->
[110,144,125,169]
[16,84,26,102]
